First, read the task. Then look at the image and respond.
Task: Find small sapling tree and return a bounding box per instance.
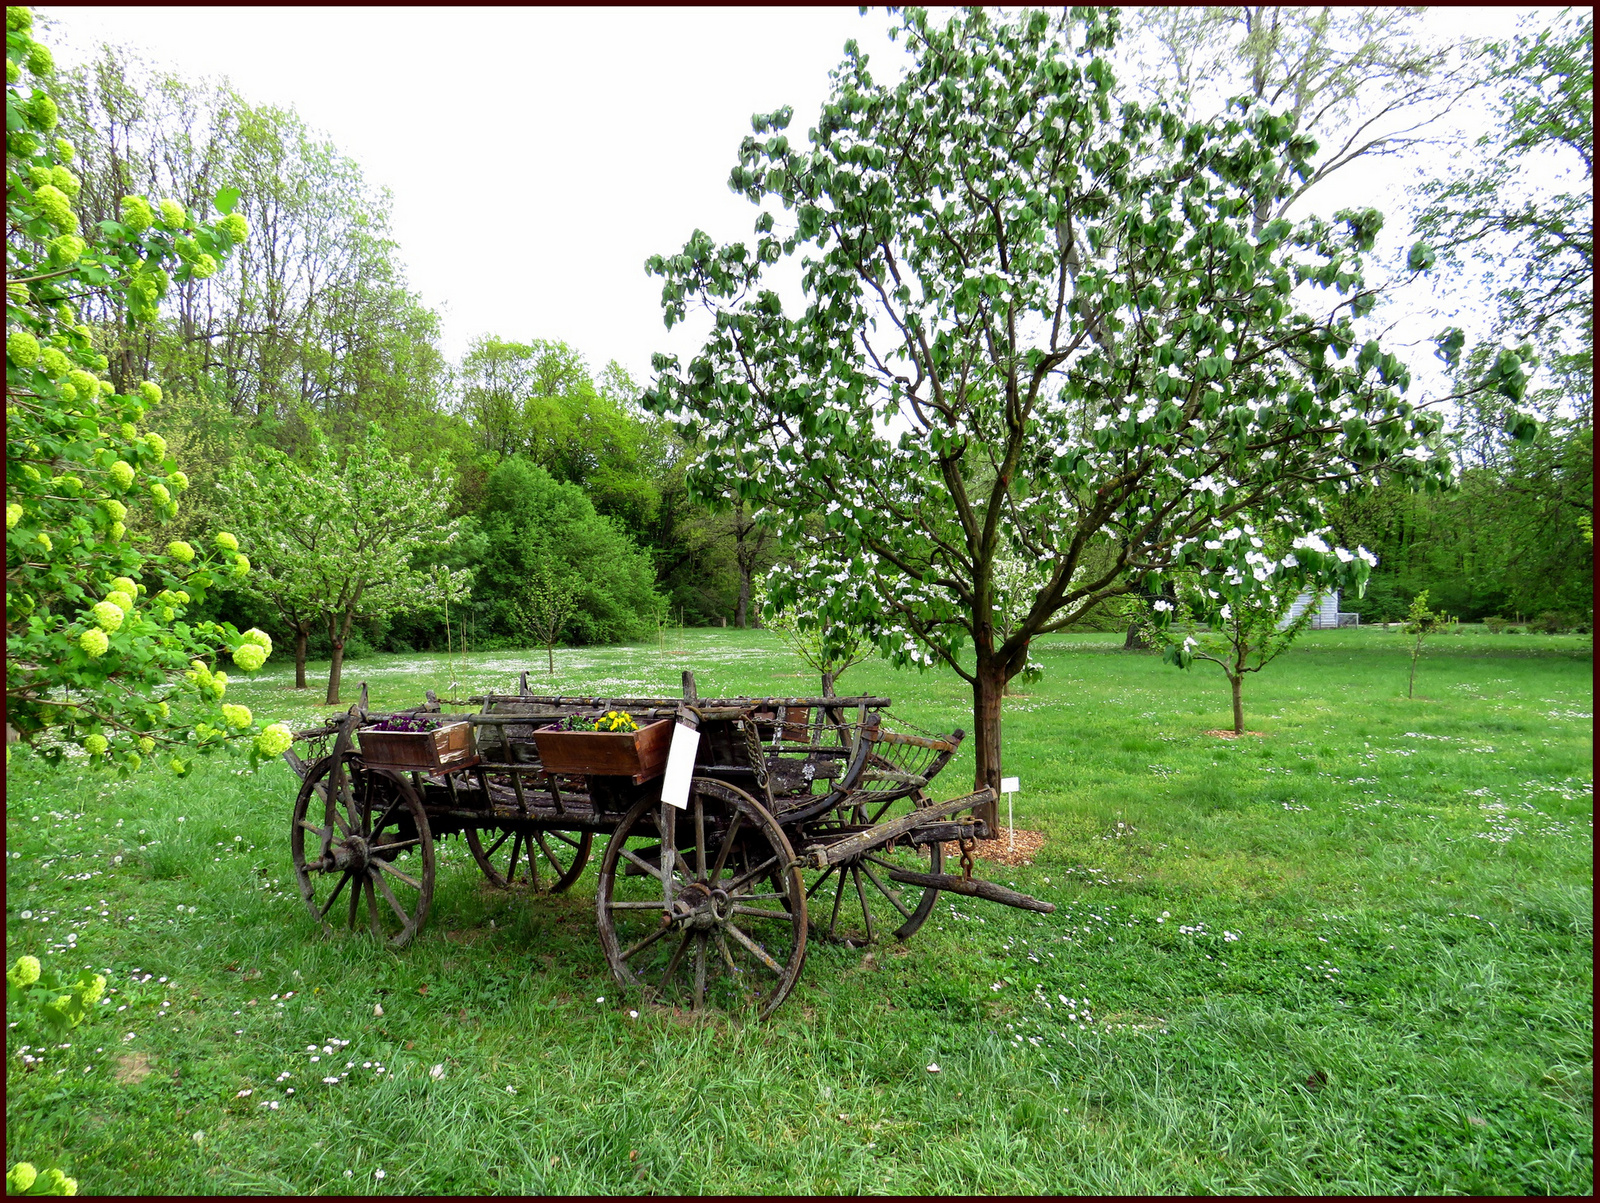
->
[1403,589,1442,698]
[755,560,877,691]
[1148,533,1343,733]
[514,570,578,676]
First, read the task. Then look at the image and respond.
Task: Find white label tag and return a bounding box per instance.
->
[1000,776,1020,794]
[661,723,701,810]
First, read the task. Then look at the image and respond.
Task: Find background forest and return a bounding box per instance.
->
[46,13,1593,686]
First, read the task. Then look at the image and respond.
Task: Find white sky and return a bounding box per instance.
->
[37,5,1556,393]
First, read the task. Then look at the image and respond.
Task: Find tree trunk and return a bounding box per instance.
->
[547,642,555,675]
[325,610,354,705]
[735,570,751,629]
[294,626,308,690]
[1231,673,1244,734]
[970,655,1005,836]
[1123,619,1151,650]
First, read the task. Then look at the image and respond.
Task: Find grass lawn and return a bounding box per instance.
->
[5,626,1592,1194]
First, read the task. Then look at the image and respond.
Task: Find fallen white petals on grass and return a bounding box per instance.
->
[926,1063,940,1073]
[430,1064,445,1080]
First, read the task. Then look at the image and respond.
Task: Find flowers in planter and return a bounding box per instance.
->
[550,711,638,733]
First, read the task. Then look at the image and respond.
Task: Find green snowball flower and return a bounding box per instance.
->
[190,252,218,280]
[214,531,238,552]
[218,212,249,243]
[6,502,21,529]
[173,590,189,604]
[58,381,79,404]
[138,380,162,405]
[7,6,33,31]
[22,464,40,482]
[7,330,40,367]
[255,723,294,758]
[54,474,82,496]
[232,642,267,672]
[5,1165,37,1196]
[91,601,124,632]
[54,136,74,162]
[84,733,108,756]
[29,93,58,130]
[49,165,78,196]
[110,576,136,594]
[81,973,106,1005]
[25,41,52,75]
[107,460,134,490]
[221,703,253,729]
[67,367,96,396]
[167,540,194,562]
[231,553,251,577]
[28,163,52,188]
[167,470,188,491]
[120,195,153,234]
[145,432,167,460]
[156,198,188,228]
[35,531,51,552]
[37,1168,75,1195]
[5,57,16,85]
[47,233,85,265]
[104,589,134,612]
[9,955,42,987]
[149,481,170,505]
[97,378,114,396]
[212,671,228,695]
[79,625,110,653]
[119,422,137,440]
[241,627,273,652]
[156,701,170,720]
[38,346,70,377]
[32,182,74,232]
[102,498,127,524]
[109,520,125,540]
[174,235,198,261]
[137,736,155,754]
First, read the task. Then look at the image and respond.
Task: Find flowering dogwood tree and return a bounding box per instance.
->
[644,8,1533,827]
[6,7,277,773]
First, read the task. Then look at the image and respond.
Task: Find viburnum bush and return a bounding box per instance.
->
[5,6,278,773]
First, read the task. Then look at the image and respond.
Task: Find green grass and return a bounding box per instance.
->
[6,626,1592,1194]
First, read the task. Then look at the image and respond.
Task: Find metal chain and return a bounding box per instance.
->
[738,712,769,790]
[958,835,976,882]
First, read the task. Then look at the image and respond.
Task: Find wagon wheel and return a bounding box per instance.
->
[804,792,943,944]
[596,778,807,1019]
[465,826,592,893]
[290,749,435,949]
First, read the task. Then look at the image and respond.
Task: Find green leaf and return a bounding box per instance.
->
[213,185,241,215]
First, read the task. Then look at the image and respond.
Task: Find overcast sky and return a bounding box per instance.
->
[38,6,1549,390]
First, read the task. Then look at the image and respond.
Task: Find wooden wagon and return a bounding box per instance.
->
[282,669,1051,1018]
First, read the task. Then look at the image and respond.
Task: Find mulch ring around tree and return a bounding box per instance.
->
[1203,729,1265,738]
[943,826,1046,868]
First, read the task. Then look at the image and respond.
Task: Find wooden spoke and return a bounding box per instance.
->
[859,859,915,920]
[693,934,707,1011]
[374,859,422,891]
[708,810,744,883]
[659,930,694,985]
[724,922,784,975]
[802,795,944,943]
[621,922,675,963]
[318,871,351,920]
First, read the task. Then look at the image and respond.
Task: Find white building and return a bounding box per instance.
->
[1280,590,1342,630]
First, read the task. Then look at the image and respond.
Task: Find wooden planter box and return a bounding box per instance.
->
[357,721,477,772]
[529,718,671,784]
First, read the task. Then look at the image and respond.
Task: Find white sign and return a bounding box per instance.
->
[660,722,701,810]
[1000,776,1020,794]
